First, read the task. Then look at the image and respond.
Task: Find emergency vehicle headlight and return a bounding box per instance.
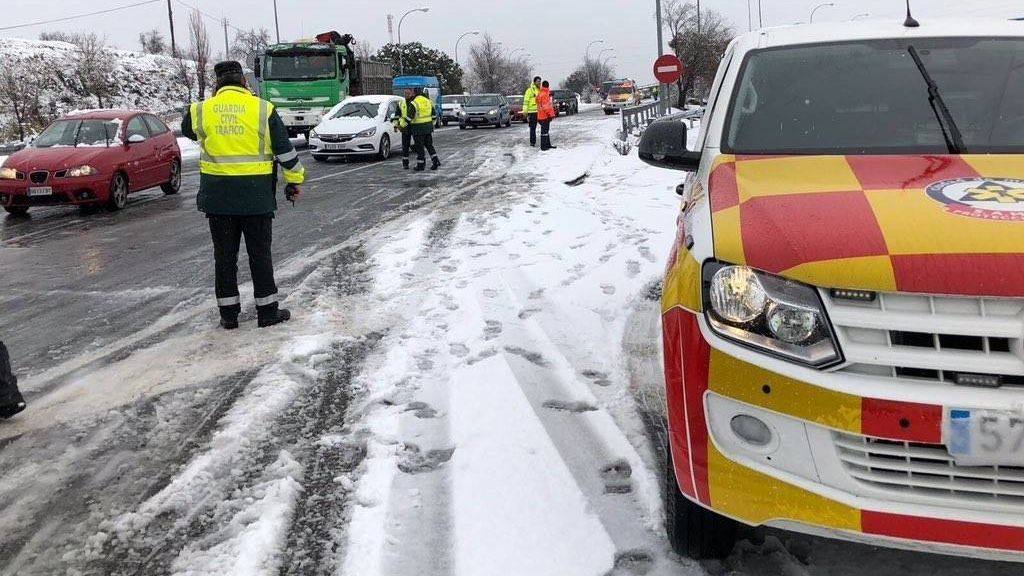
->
[703,262,841,368]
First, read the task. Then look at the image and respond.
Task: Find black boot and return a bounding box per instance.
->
[220,316,239,330]
[414,164,426,172]
[0,391,25,419]
[0,342,26,419]
[431,157,441,171]
[403,159,410,169]
[258,308,291,328]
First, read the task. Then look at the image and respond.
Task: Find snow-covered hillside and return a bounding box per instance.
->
[0,37,201,137]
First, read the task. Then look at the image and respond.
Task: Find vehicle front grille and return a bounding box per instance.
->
[318,135,353,143]
[29,171,48,184]
[835,432,1024,511]
[826,291,1024,387]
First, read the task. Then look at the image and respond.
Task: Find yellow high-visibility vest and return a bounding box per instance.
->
[411,95,434,125]
[191,86,274,177]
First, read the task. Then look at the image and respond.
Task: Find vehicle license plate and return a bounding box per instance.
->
[28,187,52,196]
[323,144,345,151]
[946,409,1024,466]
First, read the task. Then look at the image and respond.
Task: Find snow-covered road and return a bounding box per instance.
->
[2,110,1022,575]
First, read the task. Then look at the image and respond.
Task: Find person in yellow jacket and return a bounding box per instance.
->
[410,88,441,171]
[181,61,305,330]
[392,88,417,169]
[523,76,541,146]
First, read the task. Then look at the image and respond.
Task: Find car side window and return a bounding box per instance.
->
[126,116,149,141]
[386,101,399,119]
[143,114,169,135]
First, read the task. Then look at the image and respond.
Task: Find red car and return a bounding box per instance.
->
[0,110,181,216]
[507,96,527,122]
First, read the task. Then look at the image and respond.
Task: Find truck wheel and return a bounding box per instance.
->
[665,445,738,560]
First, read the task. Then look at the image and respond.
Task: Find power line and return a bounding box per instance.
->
[172,0,244,33]
[0,0,162,31]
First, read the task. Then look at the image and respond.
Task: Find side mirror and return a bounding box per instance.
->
[638,114,701,172]
[127,134,146,144]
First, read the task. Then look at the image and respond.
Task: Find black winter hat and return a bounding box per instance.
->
[214,61,244,78]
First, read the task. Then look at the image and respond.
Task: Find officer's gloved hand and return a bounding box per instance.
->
[285,184,301,205]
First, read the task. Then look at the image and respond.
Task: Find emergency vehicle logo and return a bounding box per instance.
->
[926,178,1024,222]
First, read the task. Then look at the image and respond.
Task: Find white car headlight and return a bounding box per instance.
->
[703,262,841,367]
[487,109,498,115]
[64,165,97,177]
[356,127,377,138]
[0,167,19,180]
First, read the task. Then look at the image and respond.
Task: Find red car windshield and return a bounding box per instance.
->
[34,119,122,148]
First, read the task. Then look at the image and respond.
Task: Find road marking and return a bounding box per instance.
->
[305,161,383,183]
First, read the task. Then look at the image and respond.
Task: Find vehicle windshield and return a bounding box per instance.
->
[33,119,121,148]
[330,102,379,119]
[507,96,523,105]
[263,51,336,81]
[442,96,467,104]
[552,90,572,98]
[466,95,500,107]
[725,38,1024,155]
[609,86,633,96]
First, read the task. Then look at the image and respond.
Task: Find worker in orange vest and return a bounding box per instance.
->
[537,80,557,151]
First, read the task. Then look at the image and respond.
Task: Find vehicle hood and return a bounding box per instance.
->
[315,116,377,135]
[4,146,116,171]
[463,105,498,113]
[708,154,1024,297]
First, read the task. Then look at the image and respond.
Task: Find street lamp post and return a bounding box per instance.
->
[273,0,280,43]
[851,12,871,20]
[585,39,604,93]
[810,2,834,23]
[398,7,430,74]
[509,47,526,59]
[455,30,479,64]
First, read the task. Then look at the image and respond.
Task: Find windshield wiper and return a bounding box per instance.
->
[907,45,967,154]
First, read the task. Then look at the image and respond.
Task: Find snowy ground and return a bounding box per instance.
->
[2,110,1021,575]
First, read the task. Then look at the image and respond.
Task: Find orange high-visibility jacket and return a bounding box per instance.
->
[537,88,557,121]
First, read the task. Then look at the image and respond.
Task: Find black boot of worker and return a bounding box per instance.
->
[0,342,26,419]
[431,156,441,171]
[414,163,426,172]
[0,389,26,419]
[220,315,239,330]
[258,307,291,328]
[403,159,410,169]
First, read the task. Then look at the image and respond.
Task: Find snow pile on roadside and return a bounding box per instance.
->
[177,137,200,161]
[339,114,690,575]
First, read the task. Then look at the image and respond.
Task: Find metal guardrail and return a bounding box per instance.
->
[620,98,671,140]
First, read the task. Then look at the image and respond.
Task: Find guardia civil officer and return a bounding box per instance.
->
[182,61,306,330]
[394,88,416,169]
[410,88,441,172]
[523,76,541,147]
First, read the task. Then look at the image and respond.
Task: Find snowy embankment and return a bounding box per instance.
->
[340,115,690,575]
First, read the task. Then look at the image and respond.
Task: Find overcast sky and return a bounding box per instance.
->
[2,0,1022,86]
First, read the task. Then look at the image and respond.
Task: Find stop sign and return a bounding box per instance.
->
[654,54,685,84]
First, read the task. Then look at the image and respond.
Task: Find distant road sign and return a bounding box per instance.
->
[654,54,685,84]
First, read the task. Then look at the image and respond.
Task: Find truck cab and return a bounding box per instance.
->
[256,31,392,138]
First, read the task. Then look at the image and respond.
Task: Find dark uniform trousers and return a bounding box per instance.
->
[401,128,413,167]
[414,133,438,168]
[209,214,279,320]
[0,341,25,415]
[528,113,539,146]
[540,120,552,150]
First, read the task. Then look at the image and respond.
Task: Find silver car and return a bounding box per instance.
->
[458,94,512,129]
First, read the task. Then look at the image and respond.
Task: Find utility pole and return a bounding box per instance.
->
[166,0,176,56]
[655,0,668,113]
[758,0,764,28]
[223,18,230,59]
[273,0,281,43]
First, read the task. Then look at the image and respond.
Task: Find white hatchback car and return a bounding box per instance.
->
[309,95,404,161]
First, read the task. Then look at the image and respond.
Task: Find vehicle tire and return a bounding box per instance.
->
[3,206,28,216]
[106,172,129,211]
[161,158,181,195]
[504,117,512,127]
[312,154,328,162]
[443,119,450,126]
[378,134,391,160]
[604,109,614,115]
[460,125,466,130]
[494,121,501,129]
[665,446,738,560]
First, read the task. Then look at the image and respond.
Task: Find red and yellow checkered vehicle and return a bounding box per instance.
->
[642,19,1024,561]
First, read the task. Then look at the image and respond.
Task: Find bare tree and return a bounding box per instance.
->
[139,29,167,54]
[661,0,735,101]
[230,28,271,69]
[39,30,77,43]
[187,11,212,98]
[0,61,43,141]
[352,39,376,60]
[72,33,117,108]
[466,33,505,93]
[171,55,196,102]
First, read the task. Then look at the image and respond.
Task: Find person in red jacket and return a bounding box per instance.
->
[536,80,558,151]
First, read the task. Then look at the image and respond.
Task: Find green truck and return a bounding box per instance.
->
[255,31,393,138]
